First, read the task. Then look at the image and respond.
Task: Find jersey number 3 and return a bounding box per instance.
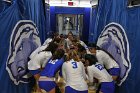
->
[72,62,78,69]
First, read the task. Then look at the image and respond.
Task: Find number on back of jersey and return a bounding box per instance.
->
[71,62,78,69]
[48,59,58,64]
[95,64,104,70]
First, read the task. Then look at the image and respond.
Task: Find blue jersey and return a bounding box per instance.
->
[40,58,64,77]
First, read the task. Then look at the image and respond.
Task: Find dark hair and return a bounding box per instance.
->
[52,49,65,60]
[77,43,86,52]
[88,43,100,50]
[60,34,64,38]
[48,31,55,38]
[85,54,98,65]
[72,36,78,43]
[53,37,61,44]
[53,32,59,38]
[44,42,58,54]
[88,43,116,62]
[90,43,116,61]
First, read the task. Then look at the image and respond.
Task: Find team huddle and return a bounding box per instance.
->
[28,32,120,93]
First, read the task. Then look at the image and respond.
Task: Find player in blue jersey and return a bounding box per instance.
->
[84,54,115,93]
[29,32,59,59]
[28,42,59,92]
[38,49,65,93]
[62,50,88,93]
[28,42,58,73]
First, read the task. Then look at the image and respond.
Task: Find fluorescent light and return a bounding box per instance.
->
[45,0,92,7]
[90,0,98,6]
[50,4,91,7]
[49,3,91,7]
[2,0,11,3]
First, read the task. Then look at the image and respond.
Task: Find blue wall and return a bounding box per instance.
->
[50,6,90,42]
[0,0,46,93]
[45,4,51,38]
[89,0,140,93]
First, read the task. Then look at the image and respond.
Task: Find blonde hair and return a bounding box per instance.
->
[66,50,80,62]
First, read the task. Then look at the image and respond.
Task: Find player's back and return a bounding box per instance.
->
[96,50,119,69]
[87,63,113,83]
[62,59,88,91]
[40,58,64,77]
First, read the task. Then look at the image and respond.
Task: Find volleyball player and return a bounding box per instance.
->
[85,54,115,93]
[28,42,59,92]
[38,49,65,93]
[88,43,120,81]
[62,50,88,93]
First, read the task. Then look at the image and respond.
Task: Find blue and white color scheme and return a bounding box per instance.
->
[6,20,41,85]
[62,59,88,91]
[97,22,131,85]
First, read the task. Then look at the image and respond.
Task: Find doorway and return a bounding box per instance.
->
[56,14,83,37]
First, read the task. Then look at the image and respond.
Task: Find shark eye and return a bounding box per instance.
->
[20,46,23,50]
[115,46,121,55]
[17,44,23,53]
